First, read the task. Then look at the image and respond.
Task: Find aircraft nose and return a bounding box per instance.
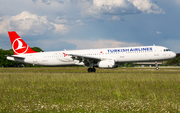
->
[171,52,176,58]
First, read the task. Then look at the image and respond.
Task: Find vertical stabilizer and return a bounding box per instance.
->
[8,31,37,55]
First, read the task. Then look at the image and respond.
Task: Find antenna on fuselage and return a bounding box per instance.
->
[153,44,155,46]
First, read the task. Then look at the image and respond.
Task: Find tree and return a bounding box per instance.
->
[166,56,180,66]
[31,47,44,52]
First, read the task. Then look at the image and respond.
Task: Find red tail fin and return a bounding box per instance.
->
[8,31,37,55]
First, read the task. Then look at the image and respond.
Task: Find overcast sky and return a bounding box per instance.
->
[0,0,180,53]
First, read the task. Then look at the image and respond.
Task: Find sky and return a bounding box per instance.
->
[0,0,180,53]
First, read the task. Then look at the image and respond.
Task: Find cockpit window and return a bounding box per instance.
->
[164,49,171,52]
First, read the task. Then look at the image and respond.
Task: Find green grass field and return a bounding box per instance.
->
[0,67,180,112]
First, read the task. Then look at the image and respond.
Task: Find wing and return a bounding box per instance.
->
[70,54,101,60]
[68,54,110,66]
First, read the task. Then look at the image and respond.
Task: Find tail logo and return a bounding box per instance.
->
[12,38,28,54]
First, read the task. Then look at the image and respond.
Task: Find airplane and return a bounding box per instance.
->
[6,31,176,72]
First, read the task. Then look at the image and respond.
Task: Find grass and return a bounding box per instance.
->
[0,67,180,112]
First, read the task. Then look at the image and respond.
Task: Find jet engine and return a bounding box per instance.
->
[98,60,118,68]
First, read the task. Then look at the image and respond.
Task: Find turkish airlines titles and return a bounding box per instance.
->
[108,47,153,53]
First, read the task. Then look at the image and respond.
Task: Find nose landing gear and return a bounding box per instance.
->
[155,61,159,70]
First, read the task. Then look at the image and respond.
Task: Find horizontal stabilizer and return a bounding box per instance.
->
[5,55,25,59]
[6,55,25,63]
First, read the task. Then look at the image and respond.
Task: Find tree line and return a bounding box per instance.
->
[0,47,179,67]
[163,54,180,66]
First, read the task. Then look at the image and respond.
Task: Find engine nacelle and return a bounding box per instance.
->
[98,60,117,68]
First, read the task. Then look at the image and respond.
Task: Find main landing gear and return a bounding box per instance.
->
[88,67,96,72]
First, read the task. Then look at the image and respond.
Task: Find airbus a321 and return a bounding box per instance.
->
[6,31,176,72]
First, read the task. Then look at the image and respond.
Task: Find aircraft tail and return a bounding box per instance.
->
[8,31,37,55]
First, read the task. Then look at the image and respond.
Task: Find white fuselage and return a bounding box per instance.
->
[7,46,176,67]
